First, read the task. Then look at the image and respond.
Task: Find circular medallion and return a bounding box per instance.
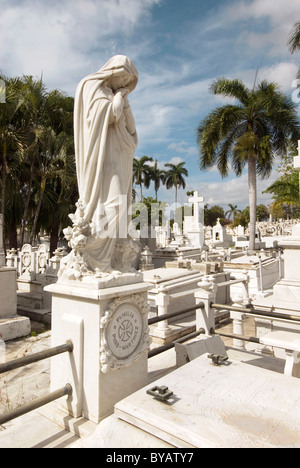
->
[107,303,143,359]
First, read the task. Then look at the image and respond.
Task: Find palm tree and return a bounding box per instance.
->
[288,22,300,54]
[132,155,153,200]
[196,78,300,250]
[225,203,241,221]
[149,159,166,200]
[36,151,77,254]
[29,129,74,244]
[164,161,188,205]
[0,76,26,254]
[18,77,74,245]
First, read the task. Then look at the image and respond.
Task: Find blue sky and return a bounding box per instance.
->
[1,0,299,210]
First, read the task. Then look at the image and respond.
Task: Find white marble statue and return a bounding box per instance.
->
[60,55,139,280]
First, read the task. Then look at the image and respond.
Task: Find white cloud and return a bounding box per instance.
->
[228,0,299,25]
[183,168,279,210]
[134,104,177,147]
[216,62,299,94]
[0,0,161,93]
[257,62,299,92]
[226,0,299,56]
[167,141,198,156]
[154,156,185,170]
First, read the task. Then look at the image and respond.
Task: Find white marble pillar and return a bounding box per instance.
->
[156,290,170,335]
[194,276,217,334]
[46,280,152,423]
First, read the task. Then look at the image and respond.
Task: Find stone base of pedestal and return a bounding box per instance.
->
[45,277,152,424]
[149,317,196,345]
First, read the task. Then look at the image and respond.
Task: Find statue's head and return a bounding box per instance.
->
[99,55,138,93]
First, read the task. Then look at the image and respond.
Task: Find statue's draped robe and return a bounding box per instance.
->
[73,56,138,272]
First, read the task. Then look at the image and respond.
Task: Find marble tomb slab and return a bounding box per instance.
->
[115,353,300,448]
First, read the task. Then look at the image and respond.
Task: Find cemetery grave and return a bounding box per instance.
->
[1,56,300,449]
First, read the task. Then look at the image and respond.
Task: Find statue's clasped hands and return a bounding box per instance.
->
[114,87,129,108]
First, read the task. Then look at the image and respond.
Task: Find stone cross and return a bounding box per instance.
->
[188,191,204,226]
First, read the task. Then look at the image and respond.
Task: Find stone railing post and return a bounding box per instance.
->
[194,275,217,335]
[231,307,246,350]
[231,270,250,350]
[155,289,170,337]
[6,248,18,270]
[241,269,250,305]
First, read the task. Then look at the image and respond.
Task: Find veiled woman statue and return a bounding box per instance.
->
[60,55,139,280]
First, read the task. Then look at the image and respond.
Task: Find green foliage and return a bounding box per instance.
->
[204,205,226,226]
[232,204,269,227]
[225,203,241,221]
[288,21,300,54]
[132,155,153,201]
[0,74,76,251]
[197,78,300,179]
[148,159,166,200]
[196,76,300,249]
[164,162,188,204]
[264,151,300,219]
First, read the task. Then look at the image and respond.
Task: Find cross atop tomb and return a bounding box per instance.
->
[188,191,204,226]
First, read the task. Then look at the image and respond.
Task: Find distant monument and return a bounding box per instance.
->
[59,55,140,283]
[183,191,204,248]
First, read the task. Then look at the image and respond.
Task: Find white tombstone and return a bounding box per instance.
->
[212,218,224,242]
[212,218,233,248]
[19,244,36,280]
[36,244,50,276]
[0,267,30,341]
[236,225,245,236]
[183,191,205,248]
[172,221,181,237]
[188,191,203,226]
[155,225,167,248]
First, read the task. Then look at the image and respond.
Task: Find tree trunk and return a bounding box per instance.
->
[50,224,59,256]
[21,162,34,245]
[30,182,45,244]
[9,225,18,249]
[248,155,257,251]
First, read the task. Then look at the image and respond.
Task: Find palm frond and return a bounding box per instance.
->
[209,77,250,106]
[288,21,300,54]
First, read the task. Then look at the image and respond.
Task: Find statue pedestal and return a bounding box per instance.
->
[45,277,152,424]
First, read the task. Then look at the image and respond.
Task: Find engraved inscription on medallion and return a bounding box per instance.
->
[107,303,142,359]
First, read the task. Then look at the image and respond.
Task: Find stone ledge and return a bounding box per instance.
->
[0,315,31,341]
